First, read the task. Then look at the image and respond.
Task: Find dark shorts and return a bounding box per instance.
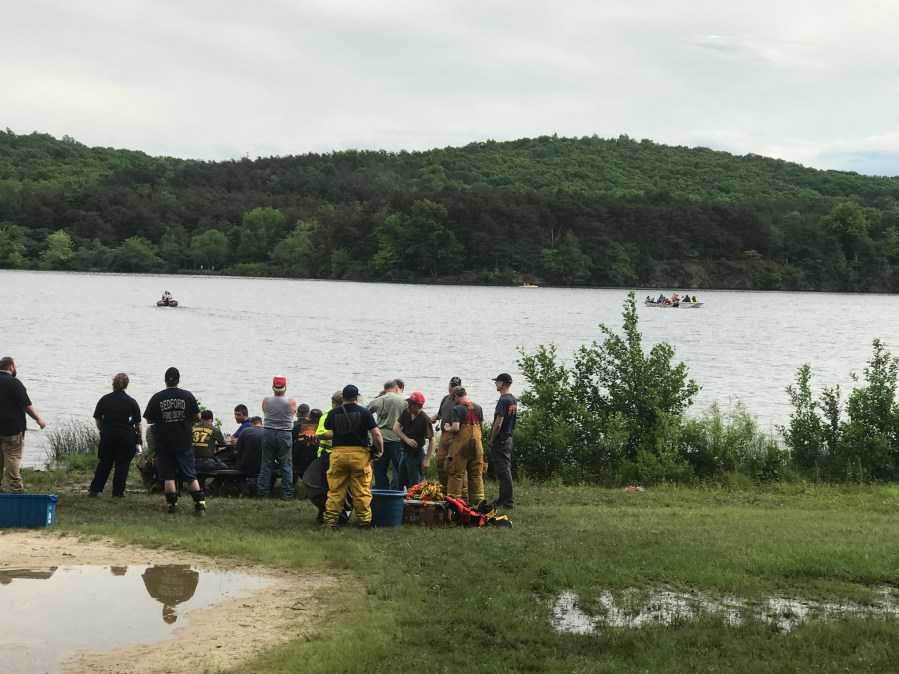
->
[156,447,197,482]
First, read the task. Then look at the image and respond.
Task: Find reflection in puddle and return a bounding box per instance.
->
[552,586,899,634]
[0,564,272,674]
[142,564,200,624]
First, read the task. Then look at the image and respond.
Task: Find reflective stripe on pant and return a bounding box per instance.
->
[324,445,373,526]
[0,433,25,493]
[445,424,484,504]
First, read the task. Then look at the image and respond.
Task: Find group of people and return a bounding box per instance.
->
[82,367,518,527]
[647,292,700,305]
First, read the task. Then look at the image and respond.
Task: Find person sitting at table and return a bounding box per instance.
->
[192,410,229,491]
[233,416,264,496]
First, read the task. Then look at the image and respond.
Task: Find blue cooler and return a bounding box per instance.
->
[370,489,405,527]
[0,494,58,528]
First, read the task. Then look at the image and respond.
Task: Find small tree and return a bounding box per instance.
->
[516,291,699,483]
[40,229,75,270]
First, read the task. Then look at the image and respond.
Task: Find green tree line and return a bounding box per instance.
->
[3,129,899,289]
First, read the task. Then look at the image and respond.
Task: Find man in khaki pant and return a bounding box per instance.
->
[443,386,485,505]
[0,357,46,493]
[431,376,465,497]
[323,385,384,528]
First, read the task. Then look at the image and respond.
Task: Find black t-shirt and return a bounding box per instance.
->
[0,372,31,435]
[324,403,378,447]
[397,408,432,451]
[143,387,200,453]
[93,390,141,439]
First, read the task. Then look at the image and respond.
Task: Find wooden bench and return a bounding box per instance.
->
[194,469,300,496]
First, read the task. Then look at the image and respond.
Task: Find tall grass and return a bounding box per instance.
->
[44,419,99,469]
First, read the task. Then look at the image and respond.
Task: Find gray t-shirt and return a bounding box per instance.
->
[366,391,406,442]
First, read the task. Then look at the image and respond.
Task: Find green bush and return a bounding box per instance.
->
[516,291,700,484]
[780,339,899,481]
[680,403,786,482]
[44,420,99,469]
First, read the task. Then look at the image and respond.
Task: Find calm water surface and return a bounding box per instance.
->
[4,270,898,466]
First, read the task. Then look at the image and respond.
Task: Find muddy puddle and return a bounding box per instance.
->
[0,564,272,674]
[552,586,899,634]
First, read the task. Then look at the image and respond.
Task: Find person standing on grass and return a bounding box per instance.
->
[256,375,297,500]
[444,386,485,505]
[430,376,463,497]
[488,373,517,510]
[143,367,206,516]
[323,384,383,528]
[89,372,142,498]
[367,379,406,490]
[394,391,434,488]
[0,357,45,493]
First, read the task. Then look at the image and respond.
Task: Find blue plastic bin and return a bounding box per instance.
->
[370,489,405,527]
[0,494,58,528]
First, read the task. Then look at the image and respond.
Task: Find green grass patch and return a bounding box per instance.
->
[22,468,899,673]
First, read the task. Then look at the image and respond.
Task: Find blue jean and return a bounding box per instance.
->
[256,428,294,499]
[196,457,229,492]
[491,436,514,506]
[399,448,425,489]
[373,440,402,490]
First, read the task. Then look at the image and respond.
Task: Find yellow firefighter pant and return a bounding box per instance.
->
[324,445,373,526]
[445,424,484,504]
[436,429,467,499]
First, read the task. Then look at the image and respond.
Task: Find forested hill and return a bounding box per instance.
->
[3,129,899,290]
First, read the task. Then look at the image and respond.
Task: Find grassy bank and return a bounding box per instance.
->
[23,468,899,673]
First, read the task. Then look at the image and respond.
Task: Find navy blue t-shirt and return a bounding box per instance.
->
[143,387,200,453]
[94,390,141,439]
[494,393,518,437]
[324,403,377,447]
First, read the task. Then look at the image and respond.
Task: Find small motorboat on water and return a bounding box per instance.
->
[157,291,178,307]
[644,293,703,308]
[644,300,703,308]
[520,283,539,288]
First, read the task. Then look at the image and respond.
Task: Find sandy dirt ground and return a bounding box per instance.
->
[0,531,335,674]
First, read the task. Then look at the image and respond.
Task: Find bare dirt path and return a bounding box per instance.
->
[0,531,335,674]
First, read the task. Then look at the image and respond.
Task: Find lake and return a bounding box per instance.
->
[3,270,897,467]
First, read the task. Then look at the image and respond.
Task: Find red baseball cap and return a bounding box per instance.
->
[407,391,426,406]
[272,375,287,390]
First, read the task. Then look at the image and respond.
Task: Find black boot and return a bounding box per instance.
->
[190,490,207,517]
[165,492,178,514]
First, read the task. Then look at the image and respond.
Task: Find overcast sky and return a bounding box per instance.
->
[3,0,898,176]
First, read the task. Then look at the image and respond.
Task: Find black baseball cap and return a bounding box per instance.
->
[492,373,513,384]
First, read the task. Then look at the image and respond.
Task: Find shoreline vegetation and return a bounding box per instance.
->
[21,293,899,671]
[4,130,899,291]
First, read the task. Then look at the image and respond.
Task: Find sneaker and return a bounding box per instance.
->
[194,503,207,518]
[167,503,178,515]
[87,491,99,498]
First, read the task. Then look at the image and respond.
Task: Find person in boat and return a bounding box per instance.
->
[645,295,654,303]
[160,290,173,304]
[657,293,666,303]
